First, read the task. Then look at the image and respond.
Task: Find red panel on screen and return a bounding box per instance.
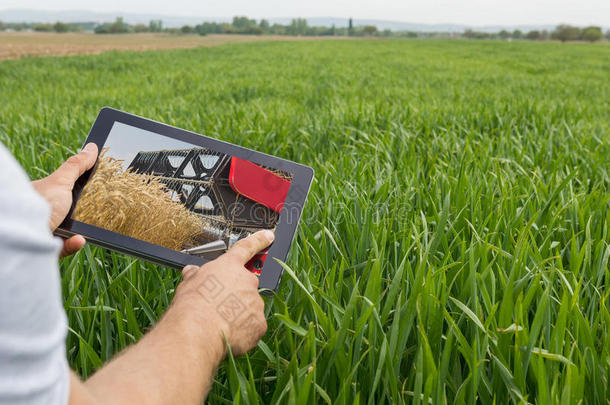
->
[229,157,290,212]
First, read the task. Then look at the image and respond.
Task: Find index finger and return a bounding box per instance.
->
[225,230,275,264]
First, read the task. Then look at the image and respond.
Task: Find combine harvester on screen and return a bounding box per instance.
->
[128,147,292,272]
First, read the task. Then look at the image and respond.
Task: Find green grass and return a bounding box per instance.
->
[1,39,609,404]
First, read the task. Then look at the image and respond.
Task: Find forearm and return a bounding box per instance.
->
[69,231,271,405]
[81,303,225,405]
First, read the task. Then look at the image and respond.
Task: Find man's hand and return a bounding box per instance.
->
[78,230,274,405]
[172,229,273,356]
[32,143,98,257]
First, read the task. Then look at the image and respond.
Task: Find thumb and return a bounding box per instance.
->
[50,143,98,186]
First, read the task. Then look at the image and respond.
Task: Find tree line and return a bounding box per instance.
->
[0,17,607,42]
[0,21,96,32]
[464,24,605,42]
[92,17,393,37]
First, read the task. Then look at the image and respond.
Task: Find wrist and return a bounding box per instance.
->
[164,294,229,364]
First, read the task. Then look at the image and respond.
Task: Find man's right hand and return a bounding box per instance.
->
[75,230,275,405]
[172,230,274,356]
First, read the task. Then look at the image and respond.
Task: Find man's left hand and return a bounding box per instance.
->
[32,143,98,258]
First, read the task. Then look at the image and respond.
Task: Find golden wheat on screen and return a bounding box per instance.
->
[73,151,203,250]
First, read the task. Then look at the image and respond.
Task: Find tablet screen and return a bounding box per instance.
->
[72,121,293,267]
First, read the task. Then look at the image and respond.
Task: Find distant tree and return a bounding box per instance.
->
[315,25,335,36]
[259,19,270,32]
[33,23,54,32]
[606,30,610,41]
[287,18,308,36]
[362,25,377,36]
[134,24,149,33]
[395,30,417,38]
[149,19,163,33]
[382,28,392,37]
[53,22,70,33]
[581,26,602,42]
[113,17,130,33]
[525,30,540,40]
[95,17,131,34]
[498,29,510,39]
[229,16,263,34]
[512,29,523,39]
[334,26,348,36]
[297,18,308,35]
[348,18,353,36]
[196,22,222,35]
[552,24,581,42]
[220,23,234,33]
[232,16,255,30]
[269,23,286,35]
[180,25,194,34]
[540,30,550,40]
[251,26,264,35]
[463,29,490,39]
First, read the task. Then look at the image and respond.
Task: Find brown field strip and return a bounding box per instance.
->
[0,32,350,60]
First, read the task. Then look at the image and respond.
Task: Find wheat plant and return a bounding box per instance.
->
[0,39,608,404]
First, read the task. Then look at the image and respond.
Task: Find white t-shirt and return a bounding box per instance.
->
[0,144,70,405]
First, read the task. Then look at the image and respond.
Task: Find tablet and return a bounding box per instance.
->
[56,107,314,292]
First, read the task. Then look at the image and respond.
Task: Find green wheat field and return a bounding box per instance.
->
[1,39,608,404]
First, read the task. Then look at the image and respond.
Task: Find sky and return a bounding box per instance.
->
[104,123,224,179]
[104,122,194,170]
[1,0,609,26]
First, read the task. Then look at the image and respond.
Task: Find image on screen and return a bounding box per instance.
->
[72,122,293,268]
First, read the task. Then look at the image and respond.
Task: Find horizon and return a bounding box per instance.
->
[0,9,590,28]
[0,2,609,28]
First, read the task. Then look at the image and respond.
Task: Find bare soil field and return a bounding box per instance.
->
[0,32,344,60]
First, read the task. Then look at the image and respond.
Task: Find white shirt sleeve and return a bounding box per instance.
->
[0,144,70,405]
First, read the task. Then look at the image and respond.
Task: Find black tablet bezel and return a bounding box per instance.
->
[57,107,313,292]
